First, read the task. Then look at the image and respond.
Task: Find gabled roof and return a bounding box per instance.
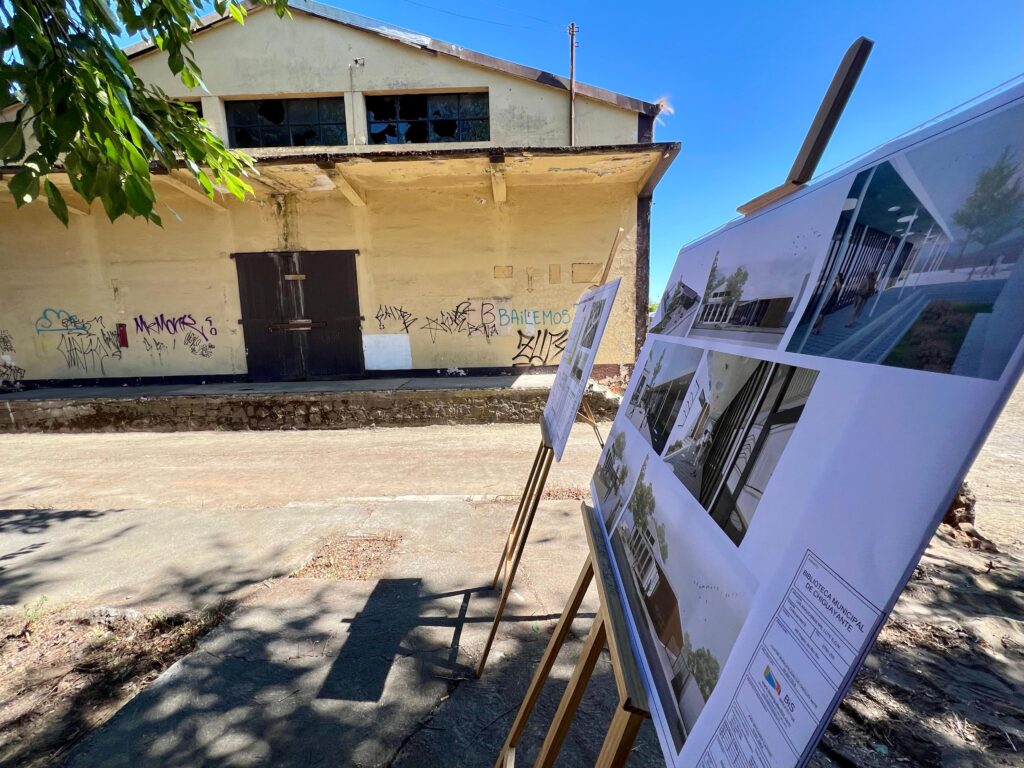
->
[124,0,662,117]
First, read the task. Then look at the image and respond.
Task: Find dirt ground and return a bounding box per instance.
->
[0,384,1021,766]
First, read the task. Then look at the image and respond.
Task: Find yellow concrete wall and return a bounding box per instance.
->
[129,8,639,148]
[0,182,638,382]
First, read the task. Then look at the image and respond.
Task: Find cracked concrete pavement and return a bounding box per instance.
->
[0,422,664,766]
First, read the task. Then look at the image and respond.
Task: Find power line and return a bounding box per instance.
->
[395,0,549,32]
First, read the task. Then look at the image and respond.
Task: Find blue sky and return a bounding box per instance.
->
[316,0,1023,299]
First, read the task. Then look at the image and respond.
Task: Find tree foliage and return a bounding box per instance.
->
[0,0,289,225]
[953,146,1024,256]
[683,632,721,700]
[628,458,655,537]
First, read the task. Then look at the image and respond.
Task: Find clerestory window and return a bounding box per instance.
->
[225,98,347,148]
[365,92,489,144]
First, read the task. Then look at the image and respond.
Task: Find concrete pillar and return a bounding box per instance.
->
[201,96,229,143]
[347,92,368,146]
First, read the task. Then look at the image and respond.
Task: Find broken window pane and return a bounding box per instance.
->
[257,100,287,126]
[365,96,398,122]
[290,126,320,146]
[400,94,428,120]
[428,94,458,119]
[429,119,458,141]
[404,121,429,143]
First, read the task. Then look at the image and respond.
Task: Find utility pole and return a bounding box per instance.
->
[568,22,578,147]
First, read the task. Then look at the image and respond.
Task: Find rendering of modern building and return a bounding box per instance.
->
[663,352,817,544]
[626,342,704,453]
[789,100,1024,379]
[0,0,677,387]
[651,280,700,336]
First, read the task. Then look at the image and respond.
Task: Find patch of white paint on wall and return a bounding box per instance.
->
[363,333,413,370]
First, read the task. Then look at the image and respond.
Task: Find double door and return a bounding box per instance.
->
[233,250,363,380]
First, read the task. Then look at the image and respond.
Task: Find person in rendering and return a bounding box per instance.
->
[812,272,845,334]
[846,270,877,327]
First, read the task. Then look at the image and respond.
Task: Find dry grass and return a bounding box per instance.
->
[290,532,401,581]
[0,601,226,768]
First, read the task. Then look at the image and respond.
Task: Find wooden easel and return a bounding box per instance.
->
[494,503,649,767]
[477,228,624,678]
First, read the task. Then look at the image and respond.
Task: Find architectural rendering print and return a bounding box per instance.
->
[787,101,1024,379]
[651,278,702,336]
[687,242,814,348]
[661,351,819,545]
[625,342,705,454]
[609,455,754,750]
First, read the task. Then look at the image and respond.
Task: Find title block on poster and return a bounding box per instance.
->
[592,85,1024,767]
[543,278,620,460]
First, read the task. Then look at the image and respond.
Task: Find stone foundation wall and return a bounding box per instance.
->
[0,387,620,433]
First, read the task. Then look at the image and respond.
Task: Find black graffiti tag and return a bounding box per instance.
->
[375,304,418,333]
[512,328,568,366]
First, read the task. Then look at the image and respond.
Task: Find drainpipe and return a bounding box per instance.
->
[568,23,578,147]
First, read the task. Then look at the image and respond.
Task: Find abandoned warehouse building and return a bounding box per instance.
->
[0,1,677,389]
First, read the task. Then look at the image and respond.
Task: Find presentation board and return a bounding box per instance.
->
[591,84,1024,767]
[543,278,620,460]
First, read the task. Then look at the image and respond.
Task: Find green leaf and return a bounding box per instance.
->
[228,3,247,24]
[44,180,70,226]
[125,175,155,216]
[0,121,25,162]
[9,169,40,207]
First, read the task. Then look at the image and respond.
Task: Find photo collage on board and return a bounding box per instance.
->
[593,92,1024,757]
[543,279,619,459]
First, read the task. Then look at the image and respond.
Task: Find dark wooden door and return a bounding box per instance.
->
[233,250,363,381]
[298,251,363,378]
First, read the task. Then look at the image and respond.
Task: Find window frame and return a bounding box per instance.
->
[365,91,490,145]
[224,97,348,149]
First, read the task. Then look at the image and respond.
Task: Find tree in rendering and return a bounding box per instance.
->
[683,632,721,700]
[1,0,289,224]
[628,462,656,545]
[722,266,749,304]
[703,251,721,302]
[952,146,1024,261]
[602,431,630,496]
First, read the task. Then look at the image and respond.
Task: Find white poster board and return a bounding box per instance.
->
[592,84,1024,767]
[543,278,621,460]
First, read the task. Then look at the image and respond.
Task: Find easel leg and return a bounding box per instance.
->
[477,447,554,677]
[493,560,594,768]
[492,441,546,589]
[594,705,645,768]
[533,611,607,768]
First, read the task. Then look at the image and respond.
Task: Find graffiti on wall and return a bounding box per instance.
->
[373,297,576,365]
[35,308,89,334]
[134,312,217,358]
[0,330,24,388]
[498,308,572,328]
[512,328,569,366]
[134,313,217,342]
[421,299,502,342]
[375,304,417,333]
[53,316,125,375]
